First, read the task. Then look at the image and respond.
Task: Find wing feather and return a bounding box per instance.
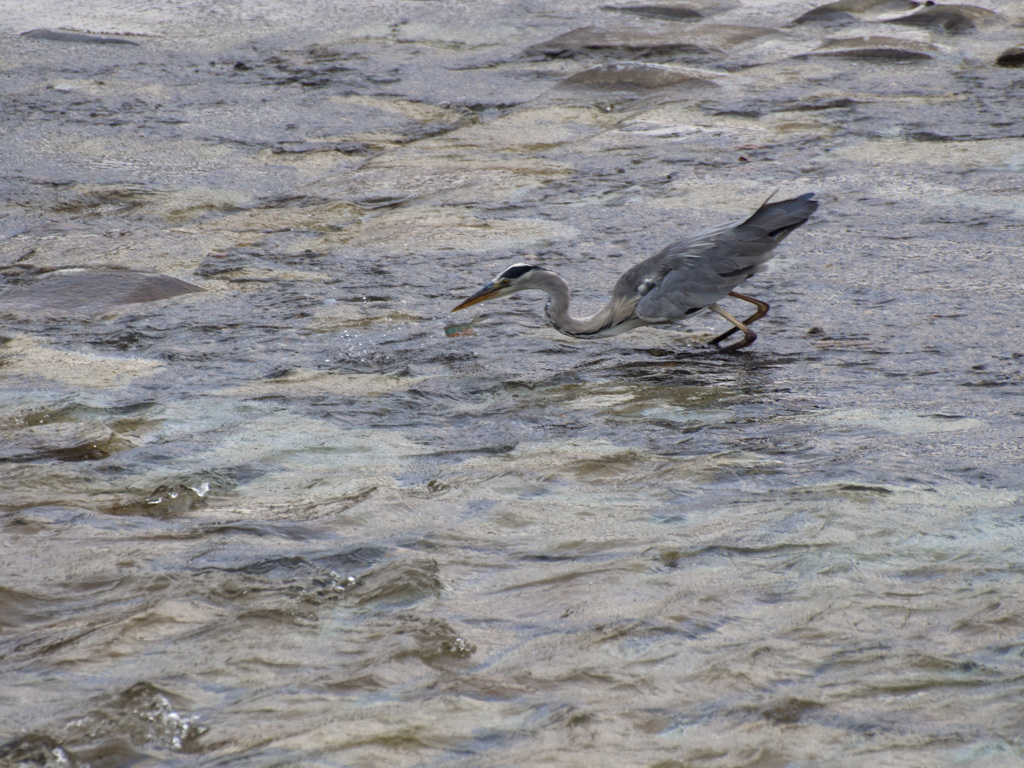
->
[620,194,817,323]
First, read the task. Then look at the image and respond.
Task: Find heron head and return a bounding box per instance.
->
[451,263,544,312]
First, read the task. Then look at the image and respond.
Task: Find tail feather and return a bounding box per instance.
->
[740,192,818,243]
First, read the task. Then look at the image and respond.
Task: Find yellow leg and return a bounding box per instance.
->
[708,303,757,351]
[707,291,769,347]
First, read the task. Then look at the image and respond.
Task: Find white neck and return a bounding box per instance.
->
[532,270,639,338]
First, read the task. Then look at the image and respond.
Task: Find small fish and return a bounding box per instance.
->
[444,314,481,337]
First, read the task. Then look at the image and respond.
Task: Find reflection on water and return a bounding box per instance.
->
[2,0,1024,765]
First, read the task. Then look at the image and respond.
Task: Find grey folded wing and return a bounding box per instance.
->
[621,194,817,323]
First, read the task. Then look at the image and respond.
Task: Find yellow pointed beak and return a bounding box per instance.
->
[451,283,500,312]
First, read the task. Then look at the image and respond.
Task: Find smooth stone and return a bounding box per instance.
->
[21,28,141,45]
[793,7,859,23]
[995,46,1024,67]
[603,4,704,21]
[0,269,204,316]
[526,23,773,58]
[559,62,720,90]
[0,422,119,462]
[798,35,940,61]
[793,0,924,24]
[886,4,1002,34]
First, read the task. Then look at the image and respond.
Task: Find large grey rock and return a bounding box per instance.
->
[0,269,203,317]
[0,422,120,462]
[996,45,1024,67]
[21,28,141,45]
[526,23,773,58]
[559,62,720,90]
[886,4,1003,34]
[798,35,941,61]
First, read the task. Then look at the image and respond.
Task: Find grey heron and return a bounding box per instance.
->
[451,192,817,351]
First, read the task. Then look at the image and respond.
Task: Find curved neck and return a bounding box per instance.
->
[534,271,629,338]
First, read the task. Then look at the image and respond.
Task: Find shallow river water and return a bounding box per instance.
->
[2,1,1024,766]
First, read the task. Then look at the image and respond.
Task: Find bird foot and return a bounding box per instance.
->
[708,336,755,352]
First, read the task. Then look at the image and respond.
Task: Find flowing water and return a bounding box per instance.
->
[2,0,1023,766]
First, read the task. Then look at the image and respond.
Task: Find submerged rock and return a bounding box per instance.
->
[526,23,773,59]
[559,62,720,90]
[798,35,940,60]
[21,28,141,45]
[793,0,923,24]
[603,4,704,21]
[886,4,1002,34]
[995,45,1024,67]
[0,422,120,462]
[0,734,78,767]
[59,682,206,752]
[794,0,999,32]
[0,269,203,316]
